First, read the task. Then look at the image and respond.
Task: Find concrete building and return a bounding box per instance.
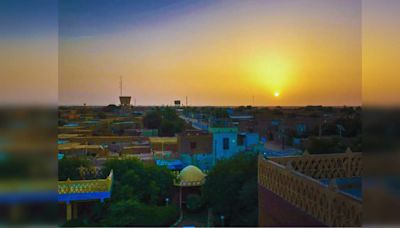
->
[209,127,239,160]
[177,130,213,170]
[237,132,260,152]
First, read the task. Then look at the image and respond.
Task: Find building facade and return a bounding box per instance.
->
[177,130,213,170]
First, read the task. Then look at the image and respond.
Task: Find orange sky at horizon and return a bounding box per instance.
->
[58,0,362,106]
[362,0,400,107]
[0,0,369,107]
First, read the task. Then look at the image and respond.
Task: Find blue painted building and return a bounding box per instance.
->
[179,115,261,170]
[177,130,214,170]
[209,127,239,160]
[237,132,260,152]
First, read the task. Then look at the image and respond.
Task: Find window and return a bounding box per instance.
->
[223,138,229,150]
[190,142,197,150]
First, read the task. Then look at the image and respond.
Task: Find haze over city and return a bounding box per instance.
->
[58,0,362,106]
[2,0,400,106]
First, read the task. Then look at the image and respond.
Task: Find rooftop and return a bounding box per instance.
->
[258,150,362,226]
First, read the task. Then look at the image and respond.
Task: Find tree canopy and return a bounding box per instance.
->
[58,157,91,181]
[63,158,179,226]
[143,107,184,136]
[202,153,258,226]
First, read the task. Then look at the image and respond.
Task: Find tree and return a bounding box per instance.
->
[186,194,203,212]
[58,157,91,180]
[63,159,178,226]
[212,108,228,119]
[202,153,258,226]
[143,108,184,136]
[143,110,162,129]
[101,200,179,227]
[103,104,119,113]
[307,137,345,154]
[160,120,176,136]
[101,158,174,205]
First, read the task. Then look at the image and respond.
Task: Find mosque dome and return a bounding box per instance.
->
[175,165,206,187]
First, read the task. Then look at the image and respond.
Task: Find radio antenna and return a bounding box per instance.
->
[119,76,122,96]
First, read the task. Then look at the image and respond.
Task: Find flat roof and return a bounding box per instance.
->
[149,137,177,144]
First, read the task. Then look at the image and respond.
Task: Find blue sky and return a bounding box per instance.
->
[59,0,215,38]
[0,0,57,39]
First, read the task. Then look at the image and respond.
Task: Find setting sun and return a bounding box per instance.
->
[274,91,280,97]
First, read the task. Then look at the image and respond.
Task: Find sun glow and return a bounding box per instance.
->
[249,54,293,97]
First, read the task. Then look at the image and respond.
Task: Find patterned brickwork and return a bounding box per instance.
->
[258,153,362,226]
[58,170,113,194]
[269,151,362,179]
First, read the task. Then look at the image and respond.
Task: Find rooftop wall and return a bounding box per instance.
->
[258,152,362,226]
[177,133,212,155]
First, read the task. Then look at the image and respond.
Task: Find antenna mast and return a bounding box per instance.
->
[119,76,122,96]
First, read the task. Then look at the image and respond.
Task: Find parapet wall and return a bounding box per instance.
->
[258,152,362,226]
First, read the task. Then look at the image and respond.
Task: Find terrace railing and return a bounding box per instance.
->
[269,149,362,179]
[258,153,362,226]
[58,170,113,194]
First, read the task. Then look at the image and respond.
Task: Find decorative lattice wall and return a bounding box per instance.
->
[258,152,362,226]
[269,150,362,179]
[58,170,113,194]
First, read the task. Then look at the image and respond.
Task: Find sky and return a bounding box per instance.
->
[362,0,400,106]
[2,0,397,106]
[0,0,58,105]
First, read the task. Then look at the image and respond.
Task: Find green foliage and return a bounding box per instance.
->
[307,137,345,154]
[186,194,203,212]
[202,153,258,226]
[64,159,177,226]
[143,110,162,129]
[212,108,228,119]
[58,157,91,180]
[335,115,361,137]
[144,107,184,136]
[101,199,179,227]
[103,104,119,113]
[349,135,362,152]
[101,158,174,205]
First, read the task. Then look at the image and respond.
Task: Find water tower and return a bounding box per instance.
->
[119,96,131,107]
[119,76,131,110]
